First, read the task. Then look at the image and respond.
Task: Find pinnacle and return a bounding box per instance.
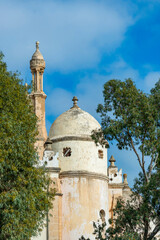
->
[109,155,116,162]
[71,96,79,108]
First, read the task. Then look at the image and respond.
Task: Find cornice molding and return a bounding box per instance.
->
[59,170,109,182]
[29,92,47,99]
[108,183,130,189]
[51,135,94,143]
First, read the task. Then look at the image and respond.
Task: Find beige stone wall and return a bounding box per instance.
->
[48,194,62,240]
[108,186,123,220]
[60,176,109,240]
[122,186,132,200]
[34,94,47,139]
[108,183,131,222]
[50,132,108,239]
[47,172,62,240]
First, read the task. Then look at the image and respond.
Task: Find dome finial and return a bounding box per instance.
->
[109,155,116,167]
[36,41,40,50]
[72,96,79,108]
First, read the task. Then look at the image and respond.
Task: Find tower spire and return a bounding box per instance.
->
[29,41,47,159]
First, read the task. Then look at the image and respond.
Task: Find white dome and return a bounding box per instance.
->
[49,106,101,140]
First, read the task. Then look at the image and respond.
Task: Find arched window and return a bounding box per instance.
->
[99,209,106,222]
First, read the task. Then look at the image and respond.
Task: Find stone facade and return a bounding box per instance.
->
[108,156,131,221]
[30,42,131,240]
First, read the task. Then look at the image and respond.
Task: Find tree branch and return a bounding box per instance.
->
[142,147,145,176]
[148,155,154,179]
[148,153,158,179]
[130,138,142,168]
[147,222,160,240]
[129,135,148,182]
[143,214,149,240]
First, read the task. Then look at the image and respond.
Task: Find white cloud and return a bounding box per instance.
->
[107,58,140,80]
[0,0,135,73]
[107,60,160,92]
[144,71,160,92]
[45,58,159,124]
[44,58,141,122]
[74,58,140,119]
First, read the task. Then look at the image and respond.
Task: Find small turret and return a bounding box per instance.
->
[109,155,116,167]
[108,155,122,184]
[122,173,131,199]
[30,41,45,92]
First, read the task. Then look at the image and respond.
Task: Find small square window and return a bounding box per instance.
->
[98,150,103,159]
[63,147,72,157]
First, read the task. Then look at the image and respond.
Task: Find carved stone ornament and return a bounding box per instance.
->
[38,151,59,168]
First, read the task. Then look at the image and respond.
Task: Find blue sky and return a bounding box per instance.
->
[0,0,160,186]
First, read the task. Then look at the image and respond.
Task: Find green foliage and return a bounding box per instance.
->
[79,221,140,240]
[0,52,55,239]
[93,78,160,181]
[79,170,160,240]
[107,171,160,240]
[79,236,90,240]
[88,79,160,240]
[79,221,107,240]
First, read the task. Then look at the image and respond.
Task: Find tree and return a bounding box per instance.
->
[88,79,160,240]
[106,171,160,240]
[0,52,55,240]
[93,78,159,182]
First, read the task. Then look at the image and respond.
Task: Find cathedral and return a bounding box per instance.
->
[30,42,131,240]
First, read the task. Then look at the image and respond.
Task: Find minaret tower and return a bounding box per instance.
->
[30,41,47,160]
